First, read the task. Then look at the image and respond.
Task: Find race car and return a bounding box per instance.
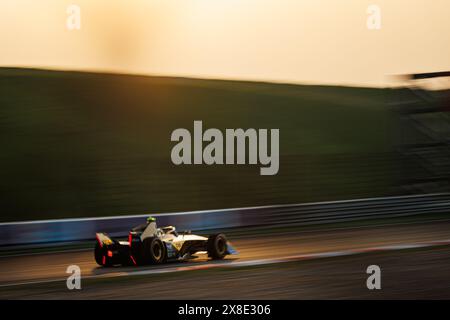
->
[94,217,237,267]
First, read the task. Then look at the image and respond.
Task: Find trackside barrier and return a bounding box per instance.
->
[0,193,449,246]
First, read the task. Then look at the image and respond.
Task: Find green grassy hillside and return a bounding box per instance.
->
[0,68,396,221]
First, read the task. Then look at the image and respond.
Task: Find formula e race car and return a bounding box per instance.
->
[94,217,237,267]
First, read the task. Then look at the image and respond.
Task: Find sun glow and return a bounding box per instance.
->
[0,0,449,87]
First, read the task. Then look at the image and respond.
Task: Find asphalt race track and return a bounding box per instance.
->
[1,220,450,299]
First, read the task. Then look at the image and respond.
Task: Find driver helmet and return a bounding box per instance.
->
[146,216,156,224]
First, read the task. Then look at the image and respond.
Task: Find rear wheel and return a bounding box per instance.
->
[142,237,166,264]
[207,233,228,259]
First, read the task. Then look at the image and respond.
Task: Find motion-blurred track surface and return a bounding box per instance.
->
[1,221,450,299]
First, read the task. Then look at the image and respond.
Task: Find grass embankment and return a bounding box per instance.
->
[0,68,395,221]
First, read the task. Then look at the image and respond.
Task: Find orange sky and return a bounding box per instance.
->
[0,0,449,87]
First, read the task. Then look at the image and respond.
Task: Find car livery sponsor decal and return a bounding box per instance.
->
[165,242,178,258]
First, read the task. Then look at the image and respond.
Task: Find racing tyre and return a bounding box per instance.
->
[142,237,166,264]
[94,242,112,267]
[207,233,227,259]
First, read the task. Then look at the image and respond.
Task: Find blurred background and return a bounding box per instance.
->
[0,0,449,300]
[0,1,448,222]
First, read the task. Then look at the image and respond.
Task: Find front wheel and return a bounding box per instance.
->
[207,233,228,260]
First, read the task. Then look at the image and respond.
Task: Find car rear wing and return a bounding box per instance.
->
[96,232,114,247]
